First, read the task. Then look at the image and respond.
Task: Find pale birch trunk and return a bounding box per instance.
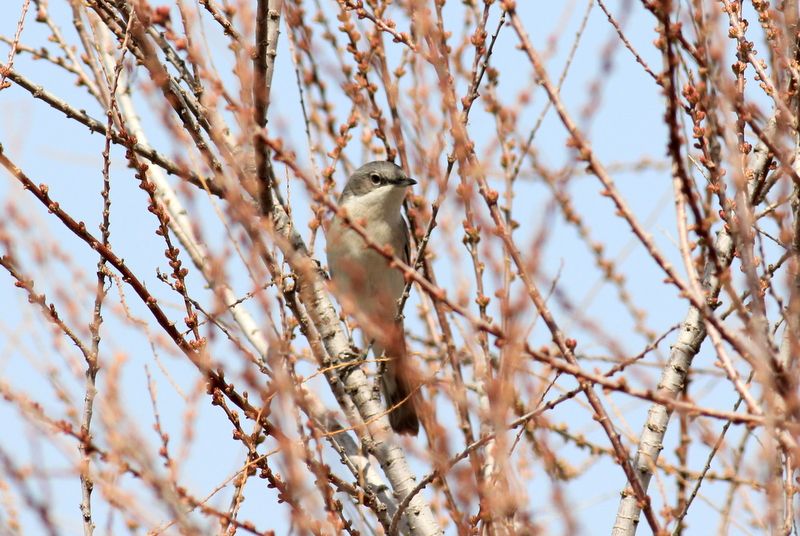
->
[611,121,776,535]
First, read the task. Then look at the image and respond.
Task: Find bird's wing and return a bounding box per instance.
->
[401,216,411,266]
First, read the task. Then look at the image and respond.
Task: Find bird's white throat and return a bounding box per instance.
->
[341,186,407,223]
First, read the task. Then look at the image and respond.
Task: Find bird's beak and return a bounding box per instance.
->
[397,177,417,186]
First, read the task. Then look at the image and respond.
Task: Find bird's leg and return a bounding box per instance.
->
[336,340,369,381]
[372,340,387,400]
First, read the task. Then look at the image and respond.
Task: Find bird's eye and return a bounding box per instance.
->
[369,173,381,185]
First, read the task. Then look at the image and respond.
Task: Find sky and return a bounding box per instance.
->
[0,0,781,534]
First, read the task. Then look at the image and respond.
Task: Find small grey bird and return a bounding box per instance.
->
[326,161,420,435]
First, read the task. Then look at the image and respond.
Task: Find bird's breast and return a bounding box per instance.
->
[327,216,398,266]
[326,208,406,318]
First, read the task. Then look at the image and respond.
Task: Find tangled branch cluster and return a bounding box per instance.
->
[1,0,799,534]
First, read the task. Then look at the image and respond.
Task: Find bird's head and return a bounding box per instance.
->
[340,161,416,211]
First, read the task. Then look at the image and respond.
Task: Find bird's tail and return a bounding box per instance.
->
[376,335,420,436]
[381,365,420,435]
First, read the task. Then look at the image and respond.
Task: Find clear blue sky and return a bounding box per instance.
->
[0,1,772,534]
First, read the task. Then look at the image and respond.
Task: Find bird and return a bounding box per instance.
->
[325,161,420,435]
